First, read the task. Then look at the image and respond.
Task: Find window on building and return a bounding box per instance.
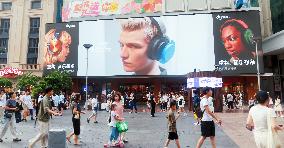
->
[27,58,37,64]
[0,19,10,34]
[28,38,39,54]
[29,18,40,35]
[27,18,40,64]
[0,38,8,53]
[0,18,9,64]
[31,0,41,9]
[2,2,12,10]
[270,0,284,33]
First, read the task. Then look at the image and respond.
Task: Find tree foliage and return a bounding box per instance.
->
[16,72,40,91]
[0,77,12,88]
[16,71,72,98]
[43,70,72,94]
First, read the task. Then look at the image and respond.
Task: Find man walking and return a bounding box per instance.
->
[28,87,60,148]
[196,87,222,148]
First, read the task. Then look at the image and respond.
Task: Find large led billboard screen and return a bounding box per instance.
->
[43,11,263,76]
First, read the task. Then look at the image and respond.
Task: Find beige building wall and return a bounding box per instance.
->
[0,0,56,76]
[258,0,273,38]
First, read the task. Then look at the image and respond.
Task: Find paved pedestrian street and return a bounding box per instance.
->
[0,109,239,148]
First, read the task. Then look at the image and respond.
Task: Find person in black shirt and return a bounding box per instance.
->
[0,92,21,142]
[150,92,156,117]
[66,94,85,145]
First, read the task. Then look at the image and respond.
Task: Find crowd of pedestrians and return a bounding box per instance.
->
[0,85,283,148]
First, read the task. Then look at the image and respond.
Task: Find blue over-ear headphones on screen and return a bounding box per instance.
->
[147,17,175,64]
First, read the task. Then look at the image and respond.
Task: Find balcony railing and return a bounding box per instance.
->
[20,64,41,71]
[0,64,7,69]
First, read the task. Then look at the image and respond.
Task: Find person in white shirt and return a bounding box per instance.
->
[227,93,234,110]
[246,91,284,147]
[196,87,222,148]
[58,92,65,115]
[37,93,44,103]
[23,92,34,121]
[87,94,99,123]
[0,90,7,123]
[177,94,186,116]
[162,94,168,112]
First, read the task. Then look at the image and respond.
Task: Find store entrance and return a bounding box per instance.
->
[118,84,154,108]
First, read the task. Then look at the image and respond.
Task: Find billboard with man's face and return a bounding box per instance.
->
[43,10,263,76]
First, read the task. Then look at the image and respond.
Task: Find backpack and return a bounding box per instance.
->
[193,96,200,107]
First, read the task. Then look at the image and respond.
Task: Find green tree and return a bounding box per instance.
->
[31,80,47,98]
[16,72,41,91]
[43,70,72,94]
[0,77,12,88]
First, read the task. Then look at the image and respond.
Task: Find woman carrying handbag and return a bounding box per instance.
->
[246,91,284,148]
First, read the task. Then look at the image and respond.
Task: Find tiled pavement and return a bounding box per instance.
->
[0,106,283,148]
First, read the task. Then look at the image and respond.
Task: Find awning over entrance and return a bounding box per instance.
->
[263,30,284,55]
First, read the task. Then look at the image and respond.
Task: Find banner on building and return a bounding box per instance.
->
[62,0,162,22]
[43,22,79,75]
[44,10,263,76]
[212,11,263,74]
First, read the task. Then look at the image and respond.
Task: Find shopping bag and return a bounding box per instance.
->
[116,121,128,133]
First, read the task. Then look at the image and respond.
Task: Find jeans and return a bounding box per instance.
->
[110,127,119,142]
[0,113,19,139]
[29,121,49,148]
[29,109,34,119]
[130,101,137,111]
[0,107,4,123]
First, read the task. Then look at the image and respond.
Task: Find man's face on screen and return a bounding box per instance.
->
[119,29,154,73]
[221,25,246,58]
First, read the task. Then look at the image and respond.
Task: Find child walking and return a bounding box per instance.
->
[105,104,124,147]
[164,101,181,148]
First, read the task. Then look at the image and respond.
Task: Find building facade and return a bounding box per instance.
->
[262,0,284,101]
[56,0,268,112]
[0,0,57,77]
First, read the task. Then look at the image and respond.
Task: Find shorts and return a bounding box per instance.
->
[72,118,80,135]
[201,121,215,137]
[92,107,98,115]
[168,132,179,140]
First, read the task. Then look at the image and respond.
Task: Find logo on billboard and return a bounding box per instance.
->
[66,24,76,28]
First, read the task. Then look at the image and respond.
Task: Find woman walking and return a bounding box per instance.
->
[66,94,85,145]
[246,91,284,148]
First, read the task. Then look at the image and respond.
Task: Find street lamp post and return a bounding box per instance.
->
[253,37,261,91]
[83,44,93,105]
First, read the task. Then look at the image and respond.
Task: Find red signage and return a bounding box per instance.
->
[0,67,23,78]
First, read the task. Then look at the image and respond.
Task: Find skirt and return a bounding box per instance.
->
[254,131,268,148]
[72,118,80,135]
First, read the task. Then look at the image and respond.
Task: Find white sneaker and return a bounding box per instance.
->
[194,122,198,126]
